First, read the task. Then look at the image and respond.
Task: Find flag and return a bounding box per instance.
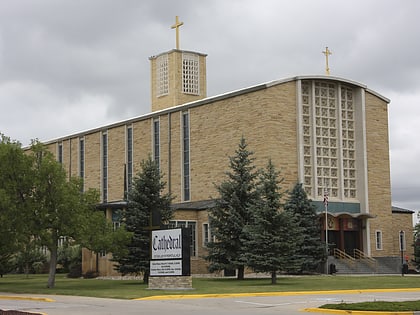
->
[323,190,329,206]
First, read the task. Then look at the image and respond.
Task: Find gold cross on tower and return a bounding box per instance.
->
[171,16,184,50]
[322,46,332,75]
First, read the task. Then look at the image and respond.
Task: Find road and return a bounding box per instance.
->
[1,289,420,315]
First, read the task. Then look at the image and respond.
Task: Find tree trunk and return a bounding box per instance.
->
[47,244,58,288]
[271,270,277,284]
[237,266,245,280]
[95,252,99,273]
[143,270,149,284]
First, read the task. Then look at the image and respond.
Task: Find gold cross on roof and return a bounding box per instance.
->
[322,46,332,75]
[171,16,184,50]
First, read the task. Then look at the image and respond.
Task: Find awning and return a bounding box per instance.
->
[318,211,376,219]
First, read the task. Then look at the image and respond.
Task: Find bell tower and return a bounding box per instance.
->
[150,16,207,112]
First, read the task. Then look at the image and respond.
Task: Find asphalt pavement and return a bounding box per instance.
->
[2,288,420,315]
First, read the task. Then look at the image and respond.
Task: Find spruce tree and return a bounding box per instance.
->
[206,137,258,280]
[242,160,301,284]
[284,183,326,273]
[114,156,173,283]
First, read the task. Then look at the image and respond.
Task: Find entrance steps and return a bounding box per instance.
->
[329,249,402,274]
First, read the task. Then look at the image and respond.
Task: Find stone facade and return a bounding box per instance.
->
[41,49,413,277]
[148,276,193,290]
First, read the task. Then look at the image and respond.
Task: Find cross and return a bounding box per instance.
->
[171,16,184,50]
[322,46,332,75]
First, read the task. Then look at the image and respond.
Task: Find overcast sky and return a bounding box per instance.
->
[0,0,419,221]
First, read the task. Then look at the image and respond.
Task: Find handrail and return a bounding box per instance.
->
[354,249,378,272]
[333,248,356,268]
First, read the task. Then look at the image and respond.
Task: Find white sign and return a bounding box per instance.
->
[151,228,182,260]
[150,260,182,276]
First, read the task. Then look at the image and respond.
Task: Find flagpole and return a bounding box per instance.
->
[324,189,329,274]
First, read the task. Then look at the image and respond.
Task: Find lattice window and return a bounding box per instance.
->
[156,54,169,97]
[341,86,357,198]
[300,80,357,200]
[301,81,313,196]
[182,53,199,95]
[314,82,339,198]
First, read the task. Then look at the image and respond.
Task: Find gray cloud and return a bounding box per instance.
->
[0,0,419,217]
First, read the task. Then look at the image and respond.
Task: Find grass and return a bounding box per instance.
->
[321,301,420,311]
[0,274,419,300]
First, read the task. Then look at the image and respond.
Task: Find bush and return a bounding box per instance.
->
[68,264,82,278]
[83,270,99,279]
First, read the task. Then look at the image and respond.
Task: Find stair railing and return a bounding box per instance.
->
[333,248,356,268]
[354,249,378,272]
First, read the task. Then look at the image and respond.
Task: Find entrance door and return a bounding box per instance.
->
[344,231,358,256]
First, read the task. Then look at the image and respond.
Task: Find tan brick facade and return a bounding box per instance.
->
[41,50,412,276]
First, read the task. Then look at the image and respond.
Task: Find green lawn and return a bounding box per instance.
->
[321,300,420,312]
[0,274,419,300]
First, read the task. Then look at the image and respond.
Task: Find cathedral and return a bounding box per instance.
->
[43,18,413,275]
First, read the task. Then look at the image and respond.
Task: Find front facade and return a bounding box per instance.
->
[45,48,413,276]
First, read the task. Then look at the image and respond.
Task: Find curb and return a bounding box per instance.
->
[135,288,420,300]
[0,296,54,303]
[303,308,416,314]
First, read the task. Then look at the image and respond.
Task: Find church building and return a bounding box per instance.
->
[43,18,413,275]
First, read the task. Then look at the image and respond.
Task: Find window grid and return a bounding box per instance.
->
[58,143,63,164]
[203,223,210,246]
[79,138,84,179]
[375,230,383,250]
[127,126,133,192]
[182,53,199,95]
[399,231,406,251]
[301,80,357,200]
[314,82,339,198]
[341,86,357,198]
[301,82,313,196]
[182,112,190,201]
[156,54,169,97]
[102,132,108,202]
[153,119,160,170]
[169,221,197,256]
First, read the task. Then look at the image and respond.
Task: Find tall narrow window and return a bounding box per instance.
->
[203,223,210,247]
[375,230,382,250]
[182,111,190,201]
[79,138,85,191]
[58,143,63,164]
[399,231,406,251]
[156,54,169,97]
[182,53,199,95]
[102,132,108,202]
[153,119,160,170]
[126,126,133,192]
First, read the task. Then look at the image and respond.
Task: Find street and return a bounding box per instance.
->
[1,289,420,315]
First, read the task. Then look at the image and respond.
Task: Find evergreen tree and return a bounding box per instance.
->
[284,183,326,273]
[413,217,420,270]
[242,160,301,284]
[206,137,259,280]
[114,156,173,283]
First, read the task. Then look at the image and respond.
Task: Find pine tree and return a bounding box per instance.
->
[242,159,301,284]
[114,156,173,283]
[206,137,259,280]
[413,219,420,270]
[284,183,326,273]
